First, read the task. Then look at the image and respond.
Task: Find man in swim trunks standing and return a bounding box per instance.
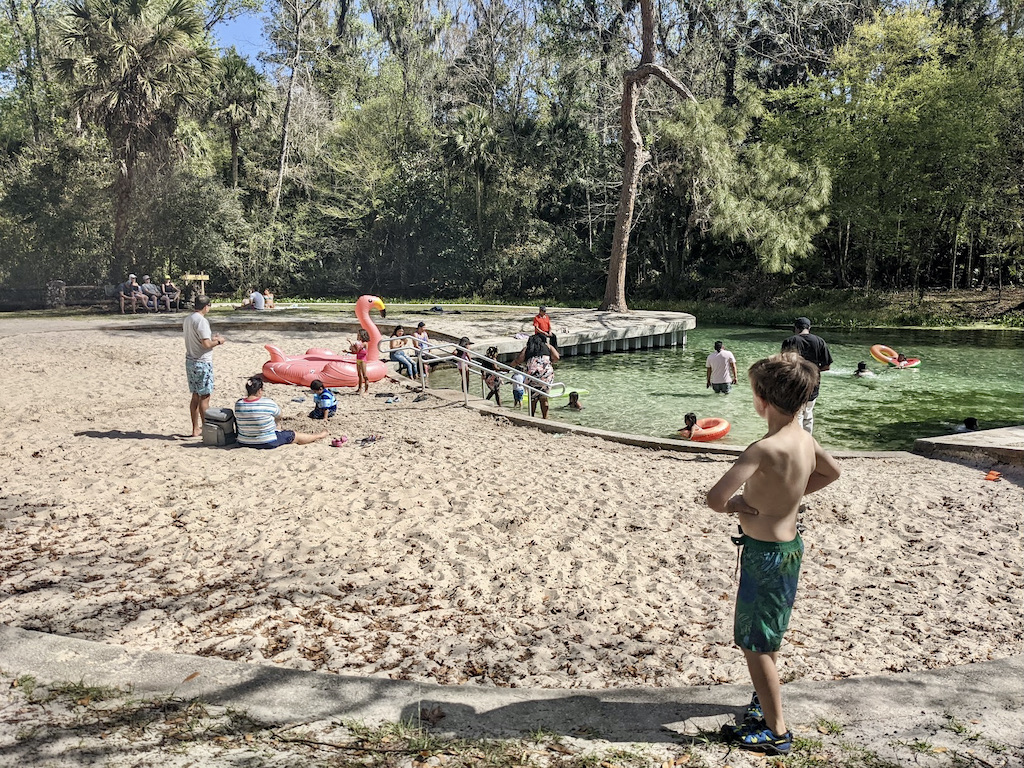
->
[184,296,226,437]
[706,340,738,394]
[781,317,832,434]
[707,353,841,755]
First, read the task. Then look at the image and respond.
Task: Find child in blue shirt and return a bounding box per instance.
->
[511,368,525,408]
[309,379,337,420]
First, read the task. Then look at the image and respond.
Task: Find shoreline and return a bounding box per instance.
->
[0,319,1021,693]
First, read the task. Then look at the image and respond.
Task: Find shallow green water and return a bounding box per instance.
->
[539,326,1022,451]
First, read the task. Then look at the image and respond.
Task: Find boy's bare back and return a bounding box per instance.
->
[707,354,841,542]
[709,421,839,542]
[737,423,819,541]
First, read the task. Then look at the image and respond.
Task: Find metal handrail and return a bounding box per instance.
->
[378,336,566,404]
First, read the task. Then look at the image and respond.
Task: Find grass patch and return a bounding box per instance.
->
[4,674,1019,767]
[943,714,981,741]
[46,679,128,706]
[815,717,844,736]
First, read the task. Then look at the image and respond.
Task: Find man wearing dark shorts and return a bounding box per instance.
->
[706,340,738,394]
[781,317,832,434]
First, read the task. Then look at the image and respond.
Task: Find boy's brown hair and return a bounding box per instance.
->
[747,353,819,415]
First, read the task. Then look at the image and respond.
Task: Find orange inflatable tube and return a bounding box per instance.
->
[870,344,921,368]
[870,344,897,365]
[690,417,730,442]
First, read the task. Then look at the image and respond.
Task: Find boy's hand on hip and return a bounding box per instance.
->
[726,495,759,516]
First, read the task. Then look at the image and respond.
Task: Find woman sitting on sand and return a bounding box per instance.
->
[235,376,328,448]
[512,333,560,419]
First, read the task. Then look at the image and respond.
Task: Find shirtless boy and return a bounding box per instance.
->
[706,353,842,755]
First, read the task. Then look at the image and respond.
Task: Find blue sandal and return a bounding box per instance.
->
[743,691,763,723]
[721,720,793,756]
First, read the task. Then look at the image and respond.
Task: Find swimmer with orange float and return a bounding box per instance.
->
[870,344,921,369]
[679,412,731,442]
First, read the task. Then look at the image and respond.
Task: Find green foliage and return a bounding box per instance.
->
[127,162,251,283]
[0,134,111,285]
[0,0,1021,307]
[55,0,215,276]
[659,92,830,275]
[772,8,1023,291]
[211,48,271,188]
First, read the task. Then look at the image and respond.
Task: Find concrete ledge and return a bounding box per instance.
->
[465,402,914,460]
[913,426,1024,466]
[467,402,744,456]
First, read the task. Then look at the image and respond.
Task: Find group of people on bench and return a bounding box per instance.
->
[118,274,181,313]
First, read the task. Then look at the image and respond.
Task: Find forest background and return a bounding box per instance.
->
[1,0,1022,315]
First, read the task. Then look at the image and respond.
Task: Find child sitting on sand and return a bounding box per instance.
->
[308,380,337,420]
[706,353,841,756]
[678,412,701,439]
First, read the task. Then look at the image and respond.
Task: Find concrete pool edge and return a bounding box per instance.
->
[419,387,908,460]
[402,372,1020,463]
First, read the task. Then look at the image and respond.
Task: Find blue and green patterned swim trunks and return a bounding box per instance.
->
[185,359,214,396]
[734,533,804,653]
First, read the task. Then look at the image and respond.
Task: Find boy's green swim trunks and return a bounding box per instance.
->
[734,533,804,653]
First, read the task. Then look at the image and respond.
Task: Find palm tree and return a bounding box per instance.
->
[212,48,270,189]
[57,0,214,277]
[444,105,497,246]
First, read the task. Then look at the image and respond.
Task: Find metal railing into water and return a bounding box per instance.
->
[377,337,568,405]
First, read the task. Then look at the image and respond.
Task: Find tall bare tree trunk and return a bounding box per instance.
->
[601,0,696,312]
[270,0,320,220]
[230,124,240,188]
[603,75,647,313]
[271,56,298,219]
[112,141,136,279]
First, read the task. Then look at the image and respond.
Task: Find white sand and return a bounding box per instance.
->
[0,320,1021,690]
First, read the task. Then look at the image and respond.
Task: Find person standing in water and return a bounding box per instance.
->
[707,340,739,394]
[781,317,832,434]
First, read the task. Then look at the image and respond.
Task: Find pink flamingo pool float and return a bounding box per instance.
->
[261,295,389,387]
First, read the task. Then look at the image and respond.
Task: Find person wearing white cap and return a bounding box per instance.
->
[781,317,832,434]
[117,273,147,313]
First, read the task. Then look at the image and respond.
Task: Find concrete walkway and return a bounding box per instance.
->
[1,625,1021,764]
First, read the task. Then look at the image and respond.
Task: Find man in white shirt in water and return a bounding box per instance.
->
[707,340,739,394]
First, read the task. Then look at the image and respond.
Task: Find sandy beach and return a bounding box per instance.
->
[1,317,1021,692]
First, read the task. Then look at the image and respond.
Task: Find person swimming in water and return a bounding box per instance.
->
[679,412,702,440]
[853,361,875,378]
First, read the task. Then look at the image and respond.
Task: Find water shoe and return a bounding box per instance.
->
[720,720,792,756]
[743,691,763,724]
